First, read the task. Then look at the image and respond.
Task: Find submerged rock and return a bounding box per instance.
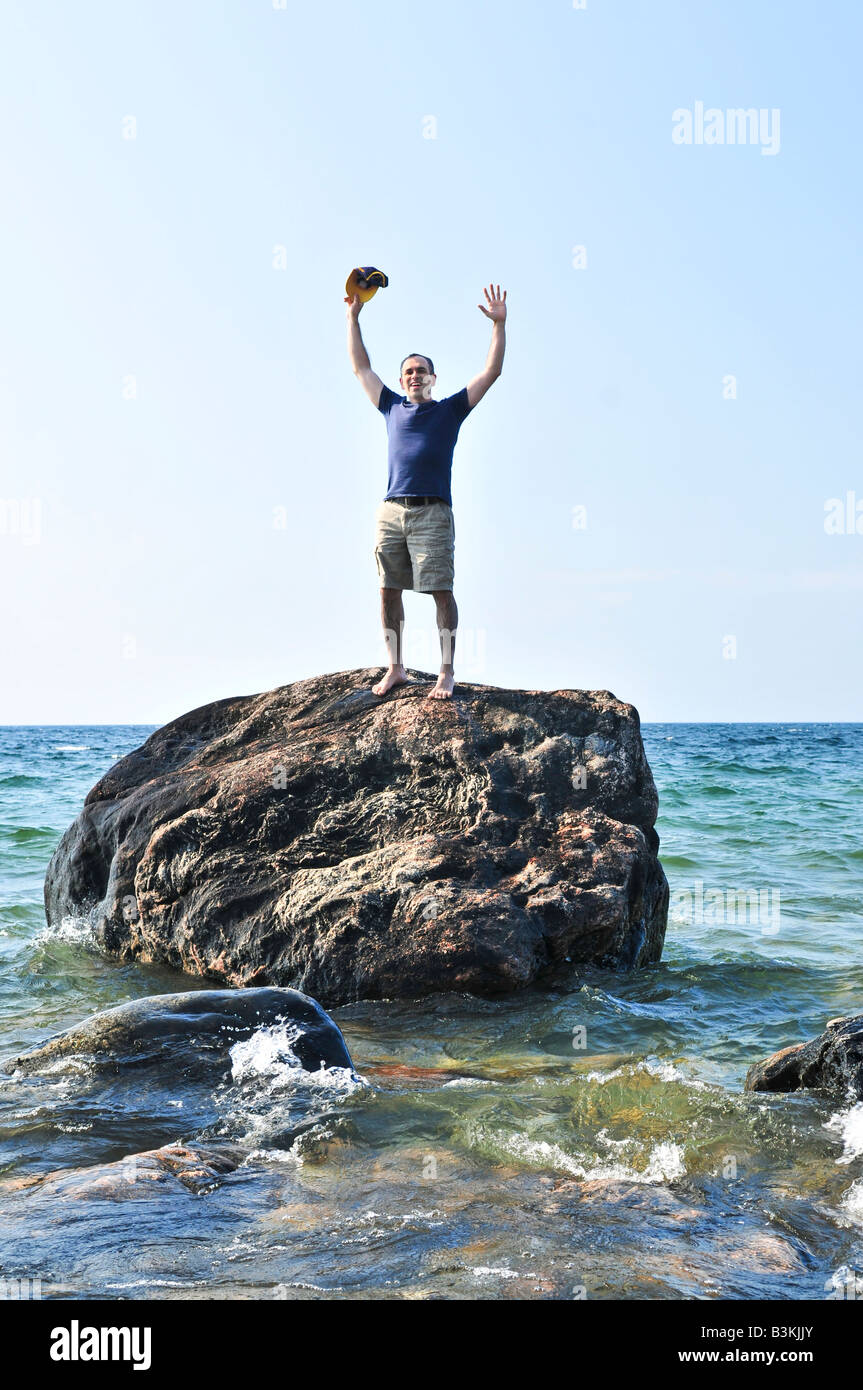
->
[1,1141,247,1200]
[43,667,668,1006]
[8,987,354,1077]
[745,1014,863,1099]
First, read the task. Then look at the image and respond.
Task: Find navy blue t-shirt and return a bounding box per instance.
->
[377,384,472,508]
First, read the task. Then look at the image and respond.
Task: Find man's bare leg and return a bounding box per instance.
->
[372,587,412,696]
[428,590,457,699]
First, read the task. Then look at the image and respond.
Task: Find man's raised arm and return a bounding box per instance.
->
[345,293,385,407]
[467,284,507,409]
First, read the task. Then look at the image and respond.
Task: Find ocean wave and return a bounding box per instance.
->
[595,1127,638,1151]
[355,1208,444,1228]
[105,1279,210,1290]
[441,1076,499,1090]
[839,1179,863,1227]
[32,915,97,948]
[577,988,676,1021]
[228,1023,365,1095]
[468,1125,687,1183]
[579,1058,697,1086]
[272,1281,341,1295]
[699,760,797,776]
[824,1102,863,1164]
[5,826,56,842]
[241,1146,305,1170]
[337,1208,447,1249]
[215,1022,367,1155]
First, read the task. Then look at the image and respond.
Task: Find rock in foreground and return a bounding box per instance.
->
[745,1014,863,1100]
[1,1142,247,1200]
[44,668,669,1006]
[9,988,354,1077]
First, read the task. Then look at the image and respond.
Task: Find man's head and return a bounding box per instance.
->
[400,354,436,402]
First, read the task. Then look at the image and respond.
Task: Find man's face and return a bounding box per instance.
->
[400,357,435,402]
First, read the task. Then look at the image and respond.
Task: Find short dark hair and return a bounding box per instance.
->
[400,353,435,377]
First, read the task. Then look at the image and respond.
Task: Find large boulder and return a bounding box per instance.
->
[43,667,669,1006]
[745,1014,863,1100]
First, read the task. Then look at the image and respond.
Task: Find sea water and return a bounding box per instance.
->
[0,723,861,1300]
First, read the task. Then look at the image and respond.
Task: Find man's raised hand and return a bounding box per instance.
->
[345,292,362,319]
[478,284,507,322]
[467,285,507,408]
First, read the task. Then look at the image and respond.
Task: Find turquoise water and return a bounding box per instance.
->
[1,722,862,1300]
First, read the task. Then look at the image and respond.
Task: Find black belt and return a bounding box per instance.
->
[386,495,446,507]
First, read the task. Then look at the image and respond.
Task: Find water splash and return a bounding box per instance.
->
[228,1022,363,1094]
[824,1102,863,1164]
[839,1179,863,1227]
[32,915,96,948]
[469,1125,687,1183]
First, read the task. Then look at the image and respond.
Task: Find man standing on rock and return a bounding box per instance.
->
[346,283,507,700]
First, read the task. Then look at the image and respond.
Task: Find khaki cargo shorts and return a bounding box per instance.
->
[374,499,455,592]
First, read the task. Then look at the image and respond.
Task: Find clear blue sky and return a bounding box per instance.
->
[2,0,860,724]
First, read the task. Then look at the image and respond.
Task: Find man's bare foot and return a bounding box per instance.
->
[372,665,411,696]
[427,671,455,700]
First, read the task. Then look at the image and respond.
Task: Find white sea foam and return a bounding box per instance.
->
[824,1101,863,1164]
[472,1126,686,1183]
[53,745,91,752]
[216,1022,367,1151]
[229,1022,305,1080]
[639,1059,685,1082]
[353,1208,444,1230]
[839,1179,863,1227]
[272,1281,337,1294]
[581,989,668,1019]
[241,1146,305,1170]
[40,1056,93,1077]
[643,1142,688,1181]
[228,1022,364,1095]
[595,1127,635,1152]
[824,1265,863,1299]
[2,1056,94,1089]
[33,915,96,948]
[441,1076,498,1090]
[106,1278,209,1290]
[580,1058,696,1086]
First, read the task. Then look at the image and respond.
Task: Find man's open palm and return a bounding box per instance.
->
[478,284,507,322]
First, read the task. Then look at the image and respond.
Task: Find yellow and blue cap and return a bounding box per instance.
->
[345,266,389,304]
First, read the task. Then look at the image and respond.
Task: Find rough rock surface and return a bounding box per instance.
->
[44,667,669,1006]
[745,1014,863,1100]
[0,1142,247,1199]
[9,988,354,1077]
